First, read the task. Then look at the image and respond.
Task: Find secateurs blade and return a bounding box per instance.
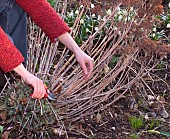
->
[30,84,56,101]
[43,86,56,101]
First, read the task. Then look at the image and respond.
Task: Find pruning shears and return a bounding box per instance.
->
[30,84,56,100]
[30,84,75,104]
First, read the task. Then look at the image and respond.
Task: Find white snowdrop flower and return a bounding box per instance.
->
[75,10,79,15]
[125,17,128,22]
[118,15,123,21]
[95,27,99,31]
[113,26,118,31]
[118,31,121,35]
[152,33,156,37]
[134,20,137,23]
[86,28,90,32]
[144,114,149,120]
[117,10,122,15]
[153,27,156,32]
[125,16,131,21]
[130,7,134,11]
[80,19,84,24]
[167,23,170,28]
[91,3,94,9]
[102,17,106,21]
[67,12,71,18]
[80,5,83,9]
[128,16,131,20]
[122,10,127,15]
[70,11,74,17]
[92,14,95,18]
[102,16,106,21]
[169,3,170,8]
[117,7,121,11]
[106,9,112,15]
[98,15,101,20]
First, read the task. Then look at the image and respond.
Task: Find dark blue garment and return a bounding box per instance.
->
[0,0,27,86]
[0,0,27,59]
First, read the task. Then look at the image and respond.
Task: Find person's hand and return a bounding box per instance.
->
[58,32,94,79]
[75,51,94,79]
[22,72,46,99]
[13,64,46,99]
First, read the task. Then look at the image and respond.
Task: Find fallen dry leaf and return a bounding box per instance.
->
[0,112,7,121]
[1,131,9,139]
[96,112,102,124]
[103,63,109,73]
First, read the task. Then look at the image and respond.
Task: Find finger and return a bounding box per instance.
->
[89,59,94,72]
[83,72,91,80]
[81,62,88,76]
[86,74,90,79]
[37,83,45,99]
[36,83,42,99]
[40,85,46,99]
[87,60,93,73]
[31,84,38,98]
[83,63,93,80]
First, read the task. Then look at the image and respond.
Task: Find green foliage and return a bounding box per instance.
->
[114,7,136,23]
[65,10,102,45]
[48,0,56,7]
[149,119,161,129]
[148,130,170,137]
[64,3,169,46]
[151,29,167,41]
[159,131,170,137]
[159,7,170,28]
[129,116,143,130]
[109,56,119,68]
[0,126,3,135]
[156,63,164,69]
[129,134,138,139]
[64,7,136,45]
[0,81,60,138]
[151,5,170,43]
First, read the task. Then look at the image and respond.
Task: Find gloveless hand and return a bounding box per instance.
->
[75,50,94,79]
[22,72,46,99]
[58,32,94,79]
[13,64,46,99]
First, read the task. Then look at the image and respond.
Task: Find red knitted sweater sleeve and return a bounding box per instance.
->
[0,27,24,73]
[16,0,71,42]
